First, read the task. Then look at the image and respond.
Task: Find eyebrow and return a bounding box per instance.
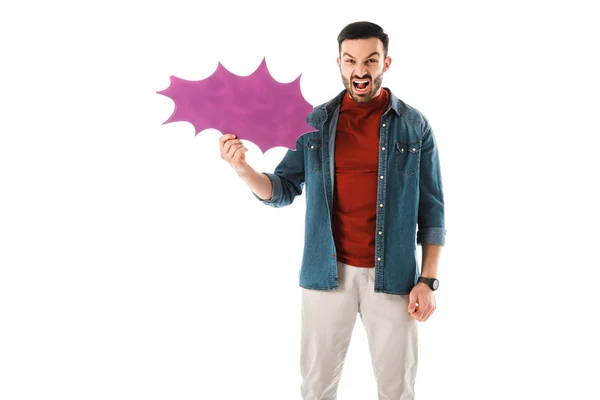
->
[342,51,380,59]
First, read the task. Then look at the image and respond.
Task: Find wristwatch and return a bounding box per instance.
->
[418,277,439,291]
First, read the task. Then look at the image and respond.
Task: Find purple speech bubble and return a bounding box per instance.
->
[157,57,314,153]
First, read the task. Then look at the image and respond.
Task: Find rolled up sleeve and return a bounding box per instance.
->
[416,120,447,246]
[253,134,307,208]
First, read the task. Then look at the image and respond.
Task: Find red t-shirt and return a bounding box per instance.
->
[332,89,390,268]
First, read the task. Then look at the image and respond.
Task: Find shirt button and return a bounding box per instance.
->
[382,147,385,151]
[377,257,381,261]
[378,231,382,235]
[379,204,383,207]
[310,145,315,149]
[382,123,386,127]
[380,175,384,179]
[412,147,416,152]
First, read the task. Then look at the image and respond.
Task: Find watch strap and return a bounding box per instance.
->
[418,277,438,290]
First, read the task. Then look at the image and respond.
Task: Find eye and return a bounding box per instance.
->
[345,59,355,63]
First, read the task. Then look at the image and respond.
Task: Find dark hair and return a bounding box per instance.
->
[337,21,389,57]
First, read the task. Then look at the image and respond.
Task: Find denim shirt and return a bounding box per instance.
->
[255,88,446,295]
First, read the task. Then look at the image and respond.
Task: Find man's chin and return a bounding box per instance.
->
[351,91,373,103]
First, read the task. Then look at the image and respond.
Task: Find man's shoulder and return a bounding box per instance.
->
[305,90,346,128]
[387,89,429,127]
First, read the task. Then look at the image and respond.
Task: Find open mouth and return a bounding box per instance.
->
[352,79,370,94]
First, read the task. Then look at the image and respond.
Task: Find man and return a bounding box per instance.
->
[219,21,446,400]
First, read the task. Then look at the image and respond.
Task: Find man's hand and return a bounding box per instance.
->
[219,133,249,175]
[218,133,273,200]
[408,283,436,322]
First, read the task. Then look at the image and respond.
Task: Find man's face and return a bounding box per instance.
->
[337,38,391,103]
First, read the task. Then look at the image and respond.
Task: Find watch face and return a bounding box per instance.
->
[432,280,439,290]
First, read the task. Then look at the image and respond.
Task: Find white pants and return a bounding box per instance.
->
[300,262,418,400]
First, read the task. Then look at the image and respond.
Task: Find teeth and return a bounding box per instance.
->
[354,80,369,84]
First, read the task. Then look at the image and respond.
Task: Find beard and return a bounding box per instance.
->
[341,71,384,103]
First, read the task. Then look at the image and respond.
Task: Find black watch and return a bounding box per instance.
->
[418,277,439,291]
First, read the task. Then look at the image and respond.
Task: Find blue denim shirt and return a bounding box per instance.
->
[255,88,446,295]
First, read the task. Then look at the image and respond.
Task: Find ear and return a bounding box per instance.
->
[383,56,392,72]
[337,56,341,68]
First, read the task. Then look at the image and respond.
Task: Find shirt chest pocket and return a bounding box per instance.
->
[395,140,421,176]
[306,138,323,172]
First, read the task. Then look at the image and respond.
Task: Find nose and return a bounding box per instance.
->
[355,66,368,78]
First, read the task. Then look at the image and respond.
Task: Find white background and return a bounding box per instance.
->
[1,0,599,399]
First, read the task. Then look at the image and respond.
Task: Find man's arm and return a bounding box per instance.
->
[219,133,306,207]
[409,242,442,322]
[220,133,273,200]
[408,119,446,322]
[420,243,442,278]
[237,166,273,201]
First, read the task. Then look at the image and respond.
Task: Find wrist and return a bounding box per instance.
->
[417,276,439,291]
[235,164,253,178]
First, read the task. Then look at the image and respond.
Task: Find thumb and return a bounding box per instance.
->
[408,291,418,313]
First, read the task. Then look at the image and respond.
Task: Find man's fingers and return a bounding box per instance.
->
[412,307,426,321]
[410,301,434,322]
[422,306,434,322]
[427,301,437,321]
[218,134,231,150]
[222,142,245,160]
[222,139,243,155]
[230,144,246,159]
[420,303,436,322]
[408,302,420,317]
[231,146,248,164]
[220,133,236,143]
[408,293,418,313]
[219,134,238,151]
[222,144,248,172]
